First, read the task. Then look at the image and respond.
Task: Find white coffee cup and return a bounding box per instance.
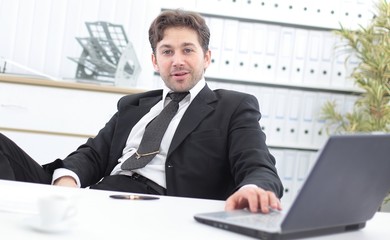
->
[37,195,77,228]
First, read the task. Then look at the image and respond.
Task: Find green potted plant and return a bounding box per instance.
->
[320,0,390,209]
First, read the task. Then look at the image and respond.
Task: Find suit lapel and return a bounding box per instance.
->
[167,85,217,156]
[118,93,162,129]
[113,91,162,157]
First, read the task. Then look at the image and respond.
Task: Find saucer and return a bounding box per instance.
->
[24,216,75,233]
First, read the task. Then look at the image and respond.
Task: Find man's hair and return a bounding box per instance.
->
[148,9,210,55]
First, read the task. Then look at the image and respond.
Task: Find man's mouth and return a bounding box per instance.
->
[171,71,189,77]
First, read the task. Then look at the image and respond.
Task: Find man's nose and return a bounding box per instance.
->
[172,53,185,66]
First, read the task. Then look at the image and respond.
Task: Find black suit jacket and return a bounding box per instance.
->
[52,85,283,200]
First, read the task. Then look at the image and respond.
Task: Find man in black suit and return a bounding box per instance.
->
[0,9,283,213]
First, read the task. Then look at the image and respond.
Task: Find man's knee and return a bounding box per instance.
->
[0,133,16,179]
[0,133,17,151]
[0,133,49,183]
[0,152,16,180]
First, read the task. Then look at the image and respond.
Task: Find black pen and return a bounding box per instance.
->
[109,194,160,200]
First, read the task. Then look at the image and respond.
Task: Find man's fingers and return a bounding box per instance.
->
[269,192,282,210]
[225,187,282,214]
[258,190,270,213]
[224,197,235,211]
[245,189,282,213]
[225,195,247,211]
[246,189,262,213]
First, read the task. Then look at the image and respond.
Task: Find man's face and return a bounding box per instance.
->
[152,27,211,92]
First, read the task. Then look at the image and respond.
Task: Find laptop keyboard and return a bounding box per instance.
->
[222,210,283,228]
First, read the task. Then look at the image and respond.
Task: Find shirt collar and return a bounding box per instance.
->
[162,78,206,105]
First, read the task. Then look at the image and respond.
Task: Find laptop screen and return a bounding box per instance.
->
[281,134,390,233]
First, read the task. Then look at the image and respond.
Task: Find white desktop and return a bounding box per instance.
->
[0,180,389,239]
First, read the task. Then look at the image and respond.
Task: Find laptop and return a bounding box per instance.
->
[194,134,390,239]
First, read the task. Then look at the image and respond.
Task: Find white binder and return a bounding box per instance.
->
[206,17,224,77]
[284,90,302,144]
[317,31,336,87]
[220,19,239,76]
[256,87,274,138]
[270,148,284,168]
[234,21,253,78]
[295,150,312,194]
[263,25,281,82]
[290,28,309,85]
[344,52,360,89]
[298,91,316,145]
[248,22,267,81]
[331,50,348,88]
[303,30,323,87]
[280,150,298,206]
[275,27,295,84]
[312,92,334,147]
[270,88,288,144]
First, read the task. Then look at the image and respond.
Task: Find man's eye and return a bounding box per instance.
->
[162,50,173,55]
[184,48,193,54]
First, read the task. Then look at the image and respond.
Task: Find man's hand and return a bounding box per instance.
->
[225,186,282,213]
[53,176,78,188]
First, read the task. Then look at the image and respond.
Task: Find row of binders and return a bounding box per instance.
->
[204,16,360,90]
[197,0,373,30]
[270,147,318,206]
[208,81,359,149]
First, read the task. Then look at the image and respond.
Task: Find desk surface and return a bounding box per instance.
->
[0,74,145,94]
[0,180,389,240]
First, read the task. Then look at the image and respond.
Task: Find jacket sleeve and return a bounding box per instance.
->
[60,111,120,188]
[228,93,284,198]
[58,94,134,187]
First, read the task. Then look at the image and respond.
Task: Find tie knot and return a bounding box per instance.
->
[168,92,189,103]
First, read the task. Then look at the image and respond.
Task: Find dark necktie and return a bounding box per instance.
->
[121,92,189,170]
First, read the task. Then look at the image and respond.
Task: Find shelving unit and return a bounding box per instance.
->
[0,0,377,206]
[163,0,375,205]
[0,74,142,164]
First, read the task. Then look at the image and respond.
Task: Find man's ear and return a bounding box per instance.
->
[203,49,211,71]
[151,53,159,72]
